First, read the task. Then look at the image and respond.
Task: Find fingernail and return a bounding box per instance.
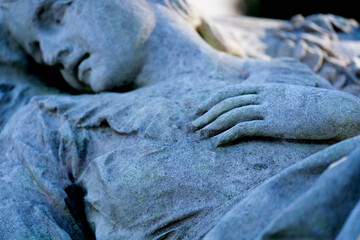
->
[197,129,210,140]
[185,123,197,133]
[196,108,206,115]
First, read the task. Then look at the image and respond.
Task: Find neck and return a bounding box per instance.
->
[135,4,245,88]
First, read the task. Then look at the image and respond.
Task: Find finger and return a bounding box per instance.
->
[212,120,265,147]
[313,17,336,34]
[303,21,335,37]
[197,105,263,139]
[330,15,352,33]
[192,95,260,130]
[302,45,323,72]
[197,85,260,115]
[276,39,295,58]
[293,39,307,60]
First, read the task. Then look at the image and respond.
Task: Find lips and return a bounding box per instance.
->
[77,55,92,85]
[63,52,91,84]
[60,69,92,92]
[60,52,93,92]
[73,52,90,79]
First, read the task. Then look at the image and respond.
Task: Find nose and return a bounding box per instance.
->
[42,40,72,68]
[31,39,72,68]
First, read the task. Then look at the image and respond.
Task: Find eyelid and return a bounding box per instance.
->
[35,0,73,26]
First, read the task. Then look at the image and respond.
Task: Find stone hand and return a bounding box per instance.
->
[288,14,358,37]
[191,84,360,147]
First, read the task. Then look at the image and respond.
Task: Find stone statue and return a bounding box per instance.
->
[0,0,359,239]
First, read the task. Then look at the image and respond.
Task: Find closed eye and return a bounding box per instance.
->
[35,0,73,27]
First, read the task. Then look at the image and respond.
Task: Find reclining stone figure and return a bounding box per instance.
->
[0,0,360,239]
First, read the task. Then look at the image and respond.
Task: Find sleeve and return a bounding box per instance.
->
[0,100,88,239]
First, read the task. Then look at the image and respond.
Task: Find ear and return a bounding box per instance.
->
[0,17,28,68]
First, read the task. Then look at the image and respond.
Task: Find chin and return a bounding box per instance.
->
[88,75,116,92]
[89,82,107,93]
[91,69,134,92]
[61,70,92,92]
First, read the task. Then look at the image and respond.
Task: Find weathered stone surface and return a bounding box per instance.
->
[204,135,360,240]
[207,13,360,94]
[0,0,359,239]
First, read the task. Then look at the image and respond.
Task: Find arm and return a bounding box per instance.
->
[190,83,360,147]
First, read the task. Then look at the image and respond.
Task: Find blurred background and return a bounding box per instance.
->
[190,0,359,21]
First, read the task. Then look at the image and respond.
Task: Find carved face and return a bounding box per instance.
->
[2,0,155,92]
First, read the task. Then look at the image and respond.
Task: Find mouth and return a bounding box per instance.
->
[60,69,93,92]
[73,52,90,78]
[60,52,92,92]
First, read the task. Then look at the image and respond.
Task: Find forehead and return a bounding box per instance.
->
[2,0,154,38]
[1,0,81,49]
[1,1,37,36]
[2,0,149,19]
[2,0,66,16]
[1,0,44,28]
